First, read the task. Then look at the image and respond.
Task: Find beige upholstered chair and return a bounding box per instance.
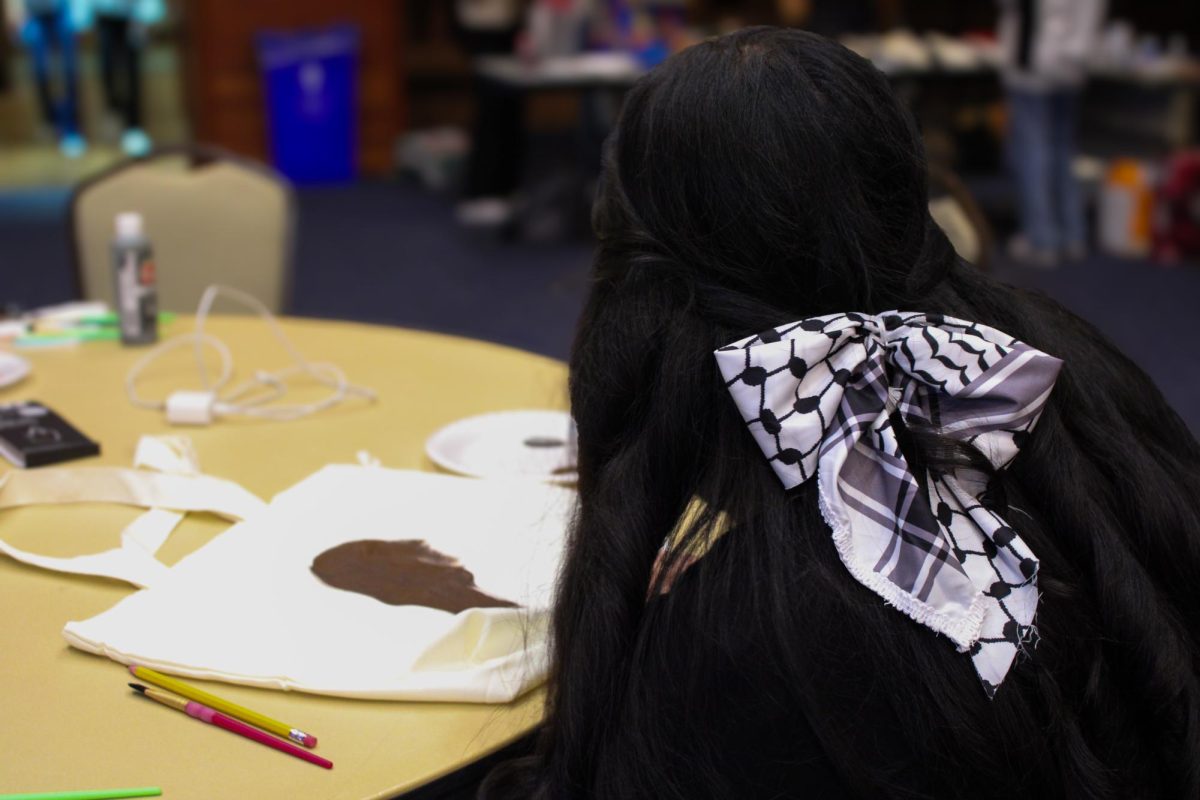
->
[71,146,296,313]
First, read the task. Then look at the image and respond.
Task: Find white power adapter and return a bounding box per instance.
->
[126,285,376,426]
[165,391,217,426]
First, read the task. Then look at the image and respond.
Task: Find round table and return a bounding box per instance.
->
[0,316,567,799]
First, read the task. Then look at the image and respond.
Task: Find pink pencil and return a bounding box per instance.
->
[129,684,333,770]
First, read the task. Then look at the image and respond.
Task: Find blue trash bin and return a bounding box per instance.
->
[257,25,360,184]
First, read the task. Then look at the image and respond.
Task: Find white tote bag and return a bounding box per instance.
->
[1,445,575,703]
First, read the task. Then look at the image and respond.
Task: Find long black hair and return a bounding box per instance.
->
[484,27,1200,799]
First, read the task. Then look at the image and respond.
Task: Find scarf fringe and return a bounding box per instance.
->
[817,478,987,651]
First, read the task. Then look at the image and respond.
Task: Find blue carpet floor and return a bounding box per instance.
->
[287,182,592,357]
[1,180,1197,431]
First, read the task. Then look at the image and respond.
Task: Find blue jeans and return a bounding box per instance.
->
[25,9,80,137]
[1007,89,1085,252]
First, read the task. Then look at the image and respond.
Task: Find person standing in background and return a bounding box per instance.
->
[0,1,12,93]
[453,0,528,228]
[6,0,88,157]
[92,0,164,157]
[998,0,1106,268]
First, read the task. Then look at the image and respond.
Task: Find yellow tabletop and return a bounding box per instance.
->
[0,315,566,799]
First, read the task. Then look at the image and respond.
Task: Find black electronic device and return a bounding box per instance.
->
[0,401,101,468]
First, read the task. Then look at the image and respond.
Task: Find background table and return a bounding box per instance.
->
[0,315,568,799]
[474,53,644,91]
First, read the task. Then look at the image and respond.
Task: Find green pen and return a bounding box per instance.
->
[0,788,162,800]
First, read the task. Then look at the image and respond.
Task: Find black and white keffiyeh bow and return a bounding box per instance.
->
[715,311,1062,696]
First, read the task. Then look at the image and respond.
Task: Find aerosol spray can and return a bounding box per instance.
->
[112,212,158,345]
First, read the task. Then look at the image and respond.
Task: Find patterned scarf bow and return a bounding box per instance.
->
[715,311,1062,696]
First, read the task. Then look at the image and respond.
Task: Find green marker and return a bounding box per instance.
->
[76,312,176,327]
[0,788,162,800]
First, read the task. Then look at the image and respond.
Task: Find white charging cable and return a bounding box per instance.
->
[126,285,377,425]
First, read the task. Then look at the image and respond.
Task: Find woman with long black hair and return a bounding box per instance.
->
[484,27,1200,799]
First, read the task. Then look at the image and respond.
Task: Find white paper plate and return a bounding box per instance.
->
[0,352,31,389]
[425,410,577,483]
